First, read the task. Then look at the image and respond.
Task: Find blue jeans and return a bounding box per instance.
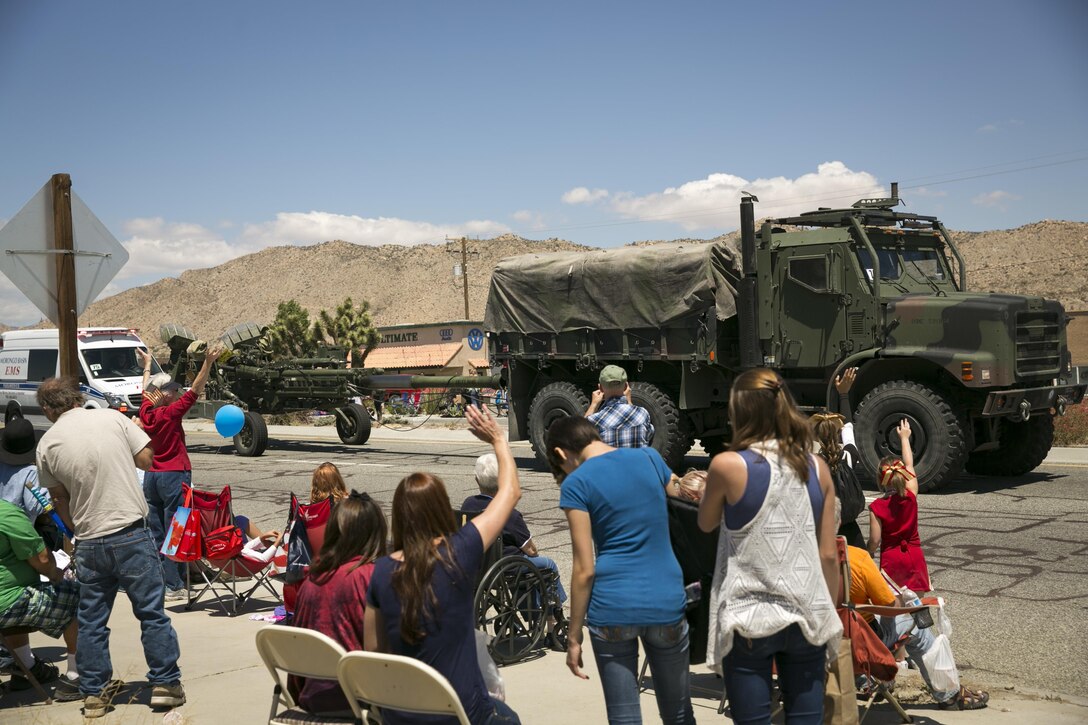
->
[877,615,958,703]
[73,524,182,696]
[143,469,191,590]
[723,623,826,725]
[526,555,567,605]
[588,619,696,725]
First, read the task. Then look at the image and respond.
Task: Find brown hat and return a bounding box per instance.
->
[0,417,44,466]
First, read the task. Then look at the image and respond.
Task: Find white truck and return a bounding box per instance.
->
[0,328,163,416]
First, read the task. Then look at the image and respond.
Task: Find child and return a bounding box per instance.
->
[868,418,931,592]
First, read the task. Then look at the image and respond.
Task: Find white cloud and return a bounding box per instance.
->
[600,162,884,231]
[978,119,1025,133]
[910,186,948,198]
[978,123,998,133]
[0,273,46,326]
[561,187,609,205]
[238,211,510,248]
[971,190,1019,209]
[512,209,546,230]
[118,217,240,280]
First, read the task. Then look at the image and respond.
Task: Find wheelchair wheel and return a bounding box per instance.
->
[549,606,569,651]
[474,556,547,665]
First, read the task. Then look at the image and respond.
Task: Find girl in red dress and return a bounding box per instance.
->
[868,419,932,592]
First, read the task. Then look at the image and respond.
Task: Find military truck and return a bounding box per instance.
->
[160,322,498,457]
[485,186,1085,490]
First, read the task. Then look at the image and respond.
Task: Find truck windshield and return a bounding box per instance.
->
[855,247,900,280]
[902,249,946,281]
[83,348,162,379]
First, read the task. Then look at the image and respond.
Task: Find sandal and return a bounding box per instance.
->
[939,686,989,710]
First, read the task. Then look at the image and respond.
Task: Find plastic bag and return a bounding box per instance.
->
[934,596,953,639]
[474,629,505,702]
[921,633,960,693]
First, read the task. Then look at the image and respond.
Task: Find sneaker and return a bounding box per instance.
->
[83,679,125,719]
[150,682,186,708]
[54,676,82,702]
[164,588,188,602]
[8,657,60,690]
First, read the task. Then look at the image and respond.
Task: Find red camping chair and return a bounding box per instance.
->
[182,484,281,616]
[281,493,333,615]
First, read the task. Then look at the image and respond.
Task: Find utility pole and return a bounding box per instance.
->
[51,174,79,378]
[447,236,479,320]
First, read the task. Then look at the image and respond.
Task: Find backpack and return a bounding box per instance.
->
[832,443,866,523]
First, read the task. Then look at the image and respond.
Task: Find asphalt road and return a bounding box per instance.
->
[168,428,1088,700]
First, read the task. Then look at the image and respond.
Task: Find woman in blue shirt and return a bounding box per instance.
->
[547,416,694,725]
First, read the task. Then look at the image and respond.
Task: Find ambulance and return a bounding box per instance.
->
[0,328,163,416]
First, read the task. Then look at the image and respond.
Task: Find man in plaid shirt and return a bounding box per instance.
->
[584,365,655,448]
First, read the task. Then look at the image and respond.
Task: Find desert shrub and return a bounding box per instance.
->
[1053,402,1088,446]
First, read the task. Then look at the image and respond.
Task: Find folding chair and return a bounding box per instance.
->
[282,495,333,615]
[0,627,52,704]
[837,536,931,724]
[338,651,470,725]
[254,626,357,724]
[184,484,281,616]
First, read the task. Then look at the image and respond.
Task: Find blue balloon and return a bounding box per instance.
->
[214,405,246,438]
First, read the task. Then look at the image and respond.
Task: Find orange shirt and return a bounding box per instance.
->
[847,545,896,621]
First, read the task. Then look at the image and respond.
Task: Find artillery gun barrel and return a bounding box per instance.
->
[364,374,503,390]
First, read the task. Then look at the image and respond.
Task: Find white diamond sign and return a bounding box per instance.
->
[0,181,129,322]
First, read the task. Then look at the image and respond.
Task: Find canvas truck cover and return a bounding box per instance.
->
[485,241,741,335]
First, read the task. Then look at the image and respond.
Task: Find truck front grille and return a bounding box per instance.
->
[1015,311,1061,376]
[128,394,143,407]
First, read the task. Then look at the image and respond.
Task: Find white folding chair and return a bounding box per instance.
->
[337,651,471,725]
[254,626,356,724]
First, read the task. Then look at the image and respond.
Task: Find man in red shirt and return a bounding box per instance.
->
[137,345,222,599]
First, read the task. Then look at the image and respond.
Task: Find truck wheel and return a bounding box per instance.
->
[233,411,269,457]
[159,323,196,348]
[854,381,967,492]
[629,382,691,470]
[527,382,590,461]
[965,416,1054,476]
[336,403,373,445]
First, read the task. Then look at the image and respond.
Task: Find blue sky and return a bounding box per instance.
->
[1,0,1085,324]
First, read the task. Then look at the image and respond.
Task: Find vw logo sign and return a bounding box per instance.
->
[467,328,485,351]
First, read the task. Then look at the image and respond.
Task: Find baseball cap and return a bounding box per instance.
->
[599,365,628,385]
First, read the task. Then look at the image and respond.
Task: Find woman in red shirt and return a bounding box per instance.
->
[291,491,387,715]
[868,419,931,592]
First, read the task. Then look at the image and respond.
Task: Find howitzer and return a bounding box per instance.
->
[159,322,502,456]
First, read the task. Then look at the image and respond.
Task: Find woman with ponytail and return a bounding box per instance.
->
[363,406,522,724]
[868,418,931,592]
[699,368,841,725]
[811,367,866,548]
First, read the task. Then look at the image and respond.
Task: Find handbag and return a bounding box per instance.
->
[162,490,201,562]
[824,636,858,725]
[832,444,865,524]
[204,524,245,559]
[837,608,898,682]
[880,569,934,629]
[283,512,314,584]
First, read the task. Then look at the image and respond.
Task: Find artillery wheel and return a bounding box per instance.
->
[336,403,372,445]
[854,381,967,492]
[233,411,268,457]
[629,382,691,470]
[965,416,1054,477]
[221,322,268,351]
[474,557,547,666]
[527,382,590,461]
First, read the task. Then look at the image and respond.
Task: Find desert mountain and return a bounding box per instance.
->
[60,219,1088,346]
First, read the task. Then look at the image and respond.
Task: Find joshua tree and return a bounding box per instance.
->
[265,300,319,358]
[312,297,381,366]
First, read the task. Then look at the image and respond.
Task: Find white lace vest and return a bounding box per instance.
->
[705,442,842,672]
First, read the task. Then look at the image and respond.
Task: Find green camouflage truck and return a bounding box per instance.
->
[484,186,1086,491]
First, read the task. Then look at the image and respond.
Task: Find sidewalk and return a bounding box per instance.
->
[5,589,1087,724]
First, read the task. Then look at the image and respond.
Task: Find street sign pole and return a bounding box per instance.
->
[50,173,79,378]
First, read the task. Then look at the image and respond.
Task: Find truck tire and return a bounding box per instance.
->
[233,411,269,457]
[854,381,967,492]
[336,403,373,445]
[221,322,268,351]
[159,323,196,348]
[964,416,1054,477]
[527,382,590,461]
[629,382,691,470]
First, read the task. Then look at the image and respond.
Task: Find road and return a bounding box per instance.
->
[170,425,1088,700]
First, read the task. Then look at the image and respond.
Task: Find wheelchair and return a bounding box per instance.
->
[457,511,567,666]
